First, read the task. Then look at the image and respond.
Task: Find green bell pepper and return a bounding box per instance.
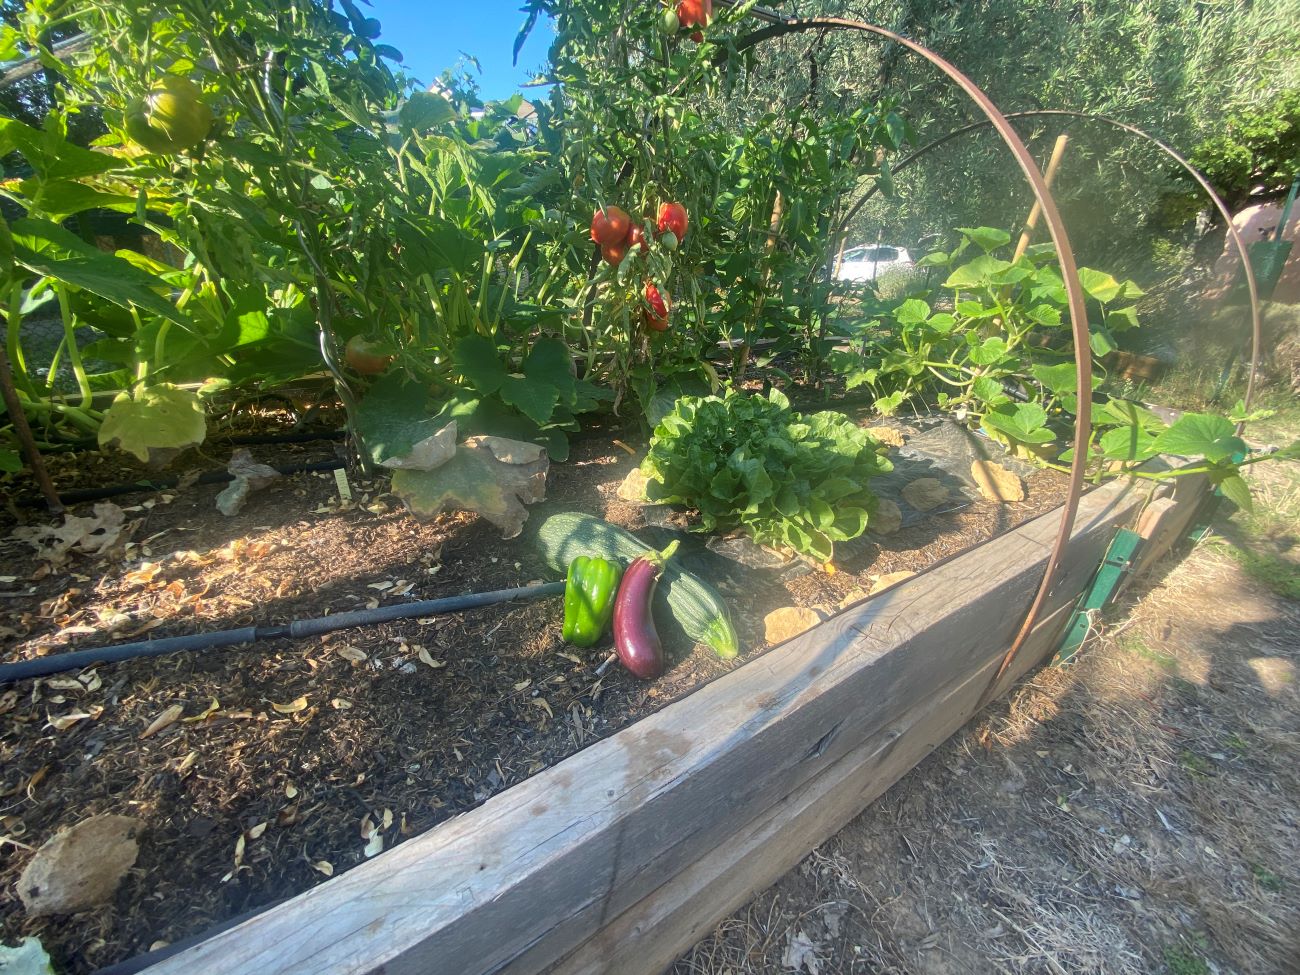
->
[563,556,623,646]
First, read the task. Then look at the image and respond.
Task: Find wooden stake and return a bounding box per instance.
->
[0,342,62,512]
[1012,133,1070,262]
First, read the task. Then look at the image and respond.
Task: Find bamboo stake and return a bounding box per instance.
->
[735,190,783,382]
[1012,134,1070,261]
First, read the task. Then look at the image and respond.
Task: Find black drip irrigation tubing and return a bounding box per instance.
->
[16,458,347,507]
[40,428,348,452]
[0,581,565,684]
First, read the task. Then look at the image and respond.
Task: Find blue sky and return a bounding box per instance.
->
[365,0,555,101]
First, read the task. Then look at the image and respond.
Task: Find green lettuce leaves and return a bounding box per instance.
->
[640,389,893,563]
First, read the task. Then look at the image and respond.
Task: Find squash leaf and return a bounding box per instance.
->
[393,429,548,538]
[98,385,206,461]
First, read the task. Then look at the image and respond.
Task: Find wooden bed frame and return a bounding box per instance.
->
[139,467,1207,975]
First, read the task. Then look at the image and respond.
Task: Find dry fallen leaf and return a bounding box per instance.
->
[285,783,298,800]
[13,503,129,565]
[246,822,267,840]
[311,859,334,877]
[901,477,950,511]
[763,607,824,645]
[392,428,549,539]
[215,450,281,517]
[17,814,142,916]
[182,697,220,723]
[416,646,444,669]
[381,808,393,830]
[532,698,553,719]
[330,698,353,710]
[123,562,163,587]
[360,815,384,858]
[335,645,367,664]
[48,712,93,732]
[271,696,309,715]
[140,704,184,739]
[26,766,49,800]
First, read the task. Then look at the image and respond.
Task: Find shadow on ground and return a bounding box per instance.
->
[675,528,1300,975]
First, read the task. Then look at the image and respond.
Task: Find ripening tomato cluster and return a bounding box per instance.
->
[659,0,712,42]
[590,202,690,331]
[590,202,690,263]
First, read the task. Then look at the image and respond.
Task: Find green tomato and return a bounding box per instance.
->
[660,230,680,252]
[659,9,680,35]
[125,76,213,154]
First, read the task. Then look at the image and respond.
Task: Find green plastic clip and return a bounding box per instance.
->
[1054,528,1142,665]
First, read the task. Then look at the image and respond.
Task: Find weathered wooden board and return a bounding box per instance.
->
[141,476,1154,975]
[544,599,1077,975]
[1130,472,1210,582]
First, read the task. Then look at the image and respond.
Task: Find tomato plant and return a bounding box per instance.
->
[344,335,392,376]
[124,75,212,154]
[656,202,688,241]
[644,281,671,331]
[591,206,631,246]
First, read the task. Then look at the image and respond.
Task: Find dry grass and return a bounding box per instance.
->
[675,459,1300,975]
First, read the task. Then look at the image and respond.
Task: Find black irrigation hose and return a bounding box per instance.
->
[41,429,347,451]
[16,459,346,507]
[0,581,565,684]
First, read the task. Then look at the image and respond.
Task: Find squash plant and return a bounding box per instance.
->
[0,112,226,460]
[6,0,593,475]
[830,227,1298,505]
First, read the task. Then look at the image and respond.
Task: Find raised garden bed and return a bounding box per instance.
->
[1,408,1204,975]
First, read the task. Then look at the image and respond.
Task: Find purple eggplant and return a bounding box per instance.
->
[612,541,679,680]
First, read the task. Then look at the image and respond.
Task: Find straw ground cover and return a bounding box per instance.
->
[677,453,1299,975]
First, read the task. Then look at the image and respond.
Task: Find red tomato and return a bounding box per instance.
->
[602,239,629,266]
[690,30,704,42]
[644,281,671,331]
[657,202,689,241]
[627,223,649,256]
[344,335,392,375]
[677,0,708,28]
[591,205,631,246]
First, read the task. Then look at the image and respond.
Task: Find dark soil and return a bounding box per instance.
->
[1,408,1067,973]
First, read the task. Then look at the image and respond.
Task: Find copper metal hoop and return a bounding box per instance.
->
[730,13,1093,694]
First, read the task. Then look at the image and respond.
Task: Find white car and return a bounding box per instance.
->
[835,244,914,282]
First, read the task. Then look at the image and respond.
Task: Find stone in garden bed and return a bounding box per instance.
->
[970,460,1025,502]
[902,478,950,511]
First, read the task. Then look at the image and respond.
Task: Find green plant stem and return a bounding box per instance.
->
[54,286,93,411]
[18,392,103,425]
[153,319,171,374]
[44,337,65,396]
[4,282,40,399]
